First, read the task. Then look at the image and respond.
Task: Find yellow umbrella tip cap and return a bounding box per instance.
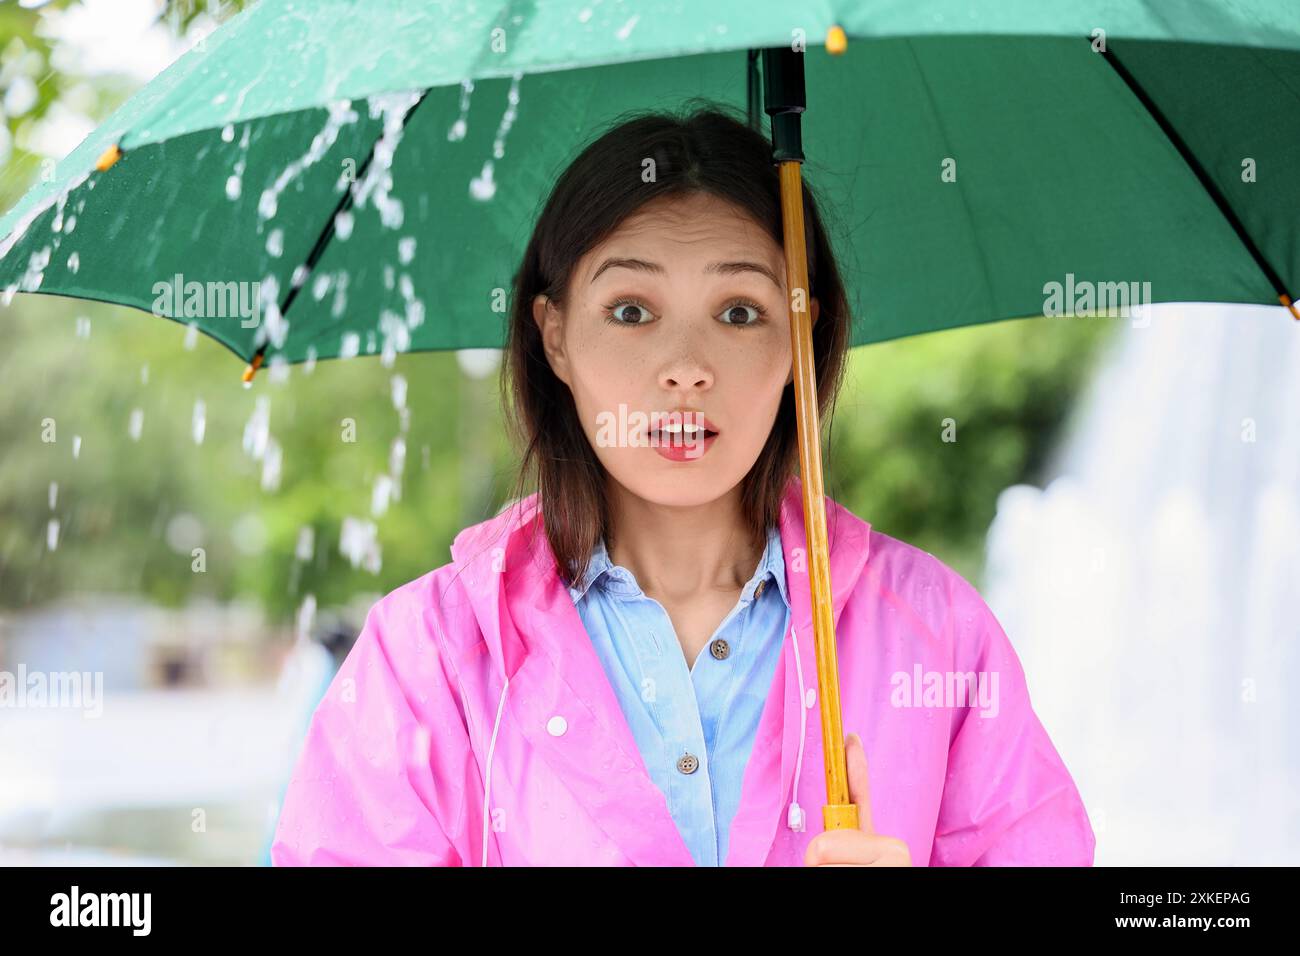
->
[95,144,122,171]
[826,25,847,55]
[1282,293,1300,320]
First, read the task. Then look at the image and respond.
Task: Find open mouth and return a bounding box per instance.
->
[648,423,718,446]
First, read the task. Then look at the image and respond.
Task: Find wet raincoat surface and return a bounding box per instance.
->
[271,476,1095,866]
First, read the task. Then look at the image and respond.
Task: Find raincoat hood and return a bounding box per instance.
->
[272,475,1095,867]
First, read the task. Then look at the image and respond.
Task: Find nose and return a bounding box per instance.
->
[658,337,714,391]
[660,362,713,391]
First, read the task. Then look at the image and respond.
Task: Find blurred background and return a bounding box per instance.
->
[0,0,1295,866]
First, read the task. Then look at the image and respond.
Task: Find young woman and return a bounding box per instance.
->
[271,106,1095,867]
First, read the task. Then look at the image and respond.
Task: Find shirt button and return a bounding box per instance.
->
[546,715,568,736]
[709,638,730,660]
[676,753,699,774]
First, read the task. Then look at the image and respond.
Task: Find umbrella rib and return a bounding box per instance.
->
[1093,37,1296,311]
[249,88,432,372]
[746,49,763,132]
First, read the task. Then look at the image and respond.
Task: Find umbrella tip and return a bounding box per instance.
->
[242,351,264,383]
[825,25,847,55]
[95,144,122,172]
[1282,294,1300,321]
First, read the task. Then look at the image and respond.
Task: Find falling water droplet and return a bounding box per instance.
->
[72,435,81,459]
[48,482,58,509]
[183,322,199,349]
[295,525,315,562]
[75,315,91,338]
[221,124,235,142]
[371,474,393,517]
[242,395,271,459]
[262,437,283,491]
[397,236,416,264]
[469,160,496,201]
[447,79,474,141]
[66,252,79,273]
[334,209,354,240]
[47,518,60,551]
[225,175,242,200]
[128,408,144,441]
[192,398,206,444]
[266,228,284,257]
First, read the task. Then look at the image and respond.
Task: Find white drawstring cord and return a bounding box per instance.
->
[787,622,808,832]
[481,674,509,866]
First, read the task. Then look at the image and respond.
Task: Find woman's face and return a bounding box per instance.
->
[533,191,819,509]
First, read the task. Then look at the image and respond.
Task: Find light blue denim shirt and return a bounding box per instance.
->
[567,524,791,866]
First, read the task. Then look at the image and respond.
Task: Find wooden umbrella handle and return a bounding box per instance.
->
[776,159,858,832]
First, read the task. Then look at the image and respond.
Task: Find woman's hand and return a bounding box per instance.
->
[804,732,912,867]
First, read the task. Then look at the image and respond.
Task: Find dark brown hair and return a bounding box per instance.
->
[500,102,851,589]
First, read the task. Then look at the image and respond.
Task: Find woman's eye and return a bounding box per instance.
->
[717,302,764,326]
[607,301,654,325]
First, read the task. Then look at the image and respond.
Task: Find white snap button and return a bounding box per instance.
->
[546,715,568,736]
[804,687,817,709]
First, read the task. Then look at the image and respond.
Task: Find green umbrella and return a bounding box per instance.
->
[3,0,1298,837]
[2,0,1297,373]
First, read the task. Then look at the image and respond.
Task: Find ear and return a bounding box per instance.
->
[784,296,821,386]
[533,294,571,385]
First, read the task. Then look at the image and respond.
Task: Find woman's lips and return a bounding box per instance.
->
[649,427,718,461]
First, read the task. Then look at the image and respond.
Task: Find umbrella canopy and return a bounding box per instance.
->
[1,0,1298,372]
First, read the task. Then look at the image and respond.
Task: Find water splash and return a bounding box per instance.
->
[468,72,522,203]
[351,89,422,230]
[257,99,359,222]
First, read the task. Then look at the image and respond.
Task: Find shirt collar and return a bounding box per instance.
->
[567,523,790,610]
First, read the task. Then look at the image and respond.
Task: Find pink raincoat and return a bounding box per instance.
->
[271,476,1095,866]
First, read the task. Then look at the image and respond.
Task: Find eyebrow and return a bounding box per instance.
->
[589,257,782,290]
